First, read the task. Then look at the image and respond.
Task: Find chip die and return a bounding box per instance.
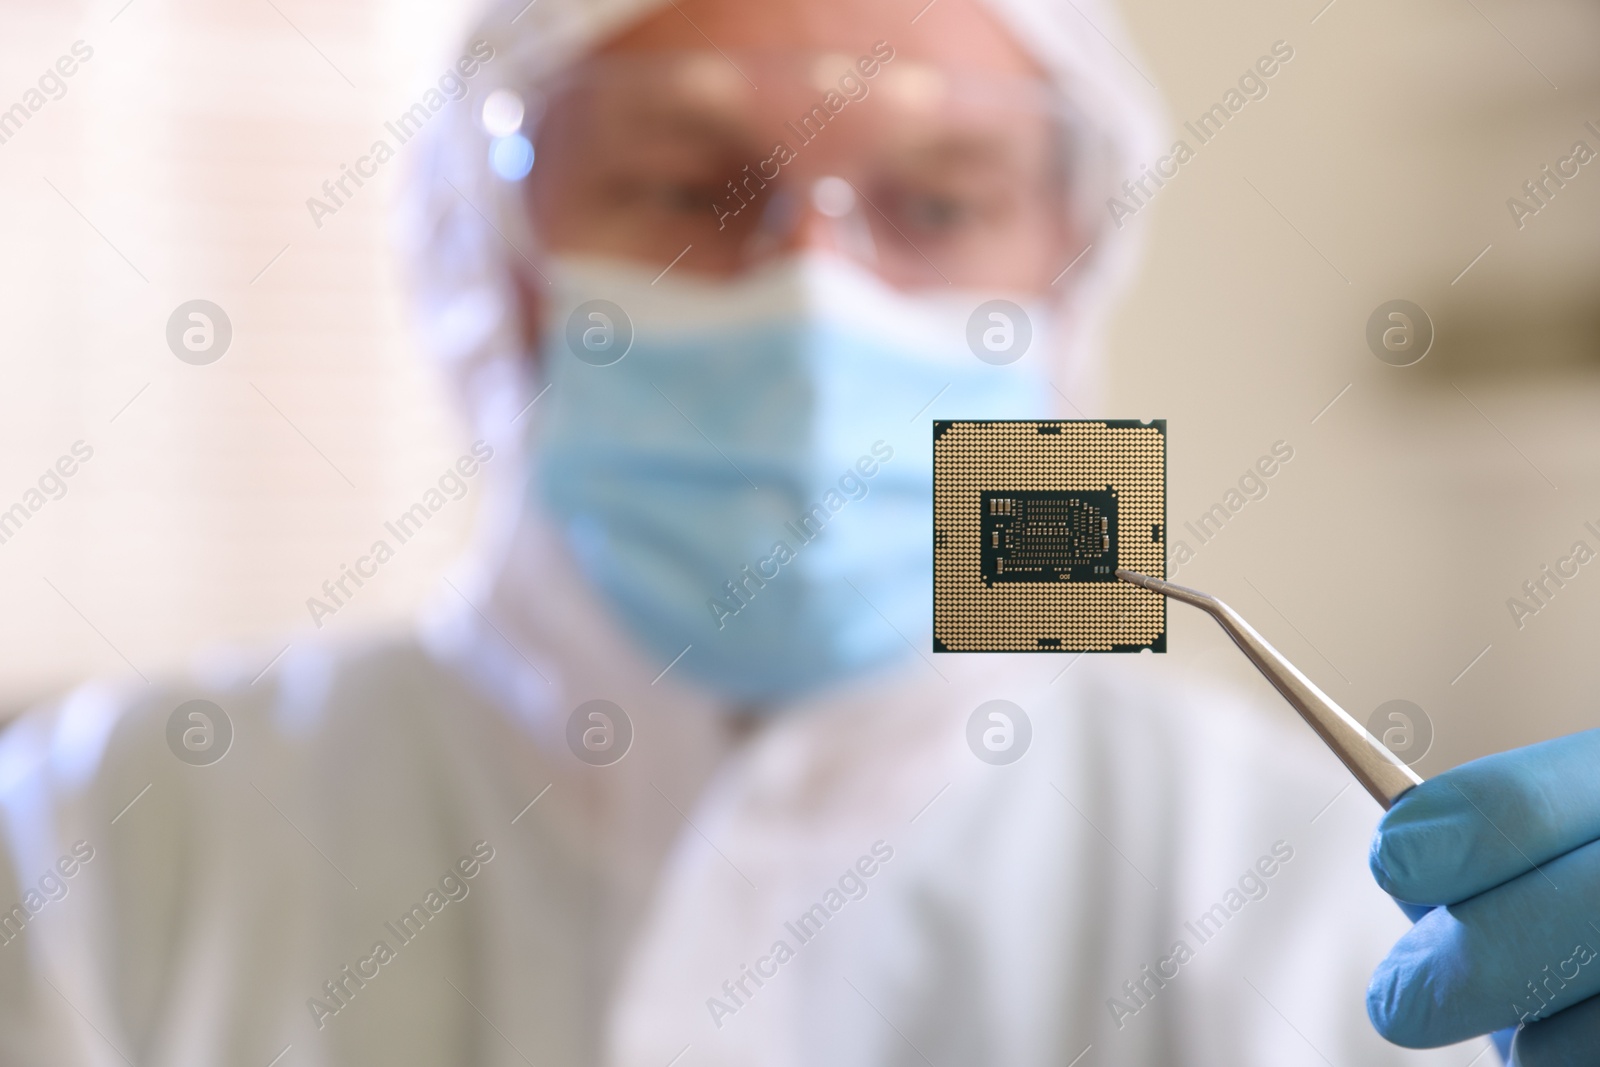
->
[982,489,1118,584]
[934,420,1166,653]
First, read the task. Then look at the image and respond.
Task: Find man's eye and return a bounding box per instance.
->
[900,193,979,232]
[629,178,724,215]
[601,175,723,217]
[654,181,721,213]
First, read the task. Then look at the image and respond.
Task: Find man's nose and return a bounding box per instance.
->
[753,176,877,263]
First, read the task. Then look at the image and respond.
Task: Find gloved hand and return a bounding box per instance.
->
[1367,728,1600,1066]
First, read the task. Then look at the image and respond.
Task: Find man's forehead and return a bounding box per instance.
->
[576,55,969,111]
[561,58,1059,165]
[595,0,1046,80]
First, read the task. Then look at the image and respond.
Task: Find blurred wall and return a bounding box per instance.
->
[1,0,1598,780]
[0,0,479,709]
[1109,0,1600,773]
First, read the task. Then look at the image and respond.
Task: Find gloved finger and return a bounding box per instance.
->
[1368,833,1600,1048]
[1371,727,1600,906]
[1511,992,1600,1067]
[1395,899,1432,922]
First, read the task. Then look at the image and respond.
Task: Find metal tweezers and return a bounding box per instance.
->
[1117,569,1422,808]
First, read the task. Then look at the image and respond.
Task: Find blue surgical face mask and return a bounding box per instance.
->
[533,253,1055,703]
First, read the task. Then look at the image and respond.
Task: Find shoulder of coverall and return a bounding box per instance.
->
[1060,659,1350,813]
[0,633,490,826]
[0,634,531,1061]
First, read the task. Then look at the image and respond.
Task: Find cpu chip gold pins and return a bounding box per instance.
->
[933,419,1166,653]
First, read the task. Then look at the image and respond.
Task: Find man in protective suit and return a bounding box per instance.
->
[1,0,1575,1062]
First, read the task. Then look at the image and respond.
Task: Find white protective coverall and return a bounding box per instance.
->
[0,0,1492,1063]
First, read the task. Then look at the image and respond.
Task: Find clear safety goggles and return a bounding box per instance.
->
[483,53,1090,293]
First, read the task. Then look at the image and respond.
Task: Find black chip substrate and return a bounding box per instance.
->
[981,489,1117,584]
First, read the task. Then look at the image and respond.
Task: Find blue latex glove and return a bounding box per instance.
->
[1368,728,1600,1065]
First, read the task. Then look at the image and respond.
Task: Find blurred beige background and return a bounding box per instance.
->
[1,0,1596,779]
[1109,0,1600,775]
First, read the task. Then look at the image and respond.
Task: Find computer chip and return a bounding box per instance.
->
[934,420,1166,653]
